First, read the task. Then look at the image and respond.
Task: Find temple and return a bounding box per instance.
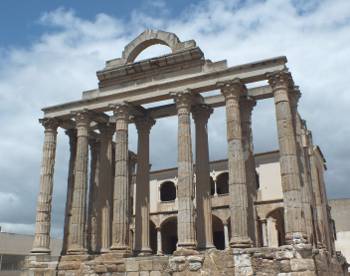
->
[24,30,348,275]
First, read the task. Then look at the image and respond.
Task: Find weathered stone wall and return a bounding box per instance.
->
[24,246,348,276]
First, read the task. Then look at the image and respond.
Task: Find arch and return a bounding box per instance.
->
[212,215,225,250]
[216,172,229,195]
[122,30,196,64]
[160,181,176,202]
[265,207,285,247]
[160,216,178,255]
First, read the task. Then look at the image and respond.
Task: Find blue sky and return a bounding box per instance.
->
[0,0,202,47]
[0,0,350,237]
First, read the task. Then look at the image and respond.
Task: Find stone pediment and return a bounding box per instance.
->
[96,30,227,90]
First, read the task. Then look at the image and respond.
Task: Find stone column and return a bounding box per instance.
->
[267,217,279,247]
[213,177,218,197]
[219,79,252,248]
[62,129,77,255]
[87,137,100,253]
[267,70,307,244]
[307,132,327,249]
[240,96,258,246]
[223,221,230,250]
[67,111,90,254]
[110,103,131,255]
[31,118,60,254]
[261,219,268,247]
[192,104,214,250]
[134,115,155,256]
[156,227,163,255]
[290,89,314,244]
[98,124,115,253]
[172,91,197,253]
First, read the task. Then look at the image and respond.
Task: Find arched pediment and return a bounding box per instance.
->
[121,29,196,64]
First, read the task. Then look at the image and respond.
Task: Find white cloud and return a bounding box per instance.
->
[0,0,349,238]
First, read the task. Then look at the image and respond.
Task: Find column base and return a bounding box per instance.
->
[229,237,253,248]
[100,247,111,253]
[110,245,132,257]
[197,244,215,251]
[66,246,88,255]
[174,247,199,256]
[30,247,51,254]
[138,247,153,256]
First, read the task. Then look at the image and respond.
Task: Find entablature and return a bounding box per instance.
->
[42,56,287,121]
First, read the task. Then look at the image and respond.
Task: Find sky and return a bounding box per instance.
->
[0,0,349,238]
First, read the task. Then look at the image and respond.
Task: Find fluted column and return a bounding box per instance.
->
[134,115,155,255]
[219,79,252,248]
[110,103,131,255]
[240,96,258,246]
[173,91,197,253]
[62,129,77,255]
[87,137,100,253]
[98,124,115,253]
[192,104,214,250]
[307,131,327,249]
[267,70,307,244]
[67,111,90,254]
[31,118,60,254]
[290,88,314,244]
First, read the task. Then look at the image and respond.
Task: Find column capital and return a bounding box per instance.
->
[192,104,213,124]
[39,118,60,132]
[171,90,193,111]
[217,78,247,100]
[266,69,293,91]
[72,110,91,127]
[135,115,156,134]
[110,102,129,121]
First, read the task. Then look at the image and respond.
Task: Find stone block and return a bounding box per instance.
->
[279,260,291,272]
[127,272,139,276]
[125,259,139,271]
[139,260,153,271]
[188,261,201,271]
[290,259,315,272]
[276,250,295,260]
[149,271,161,276]
[171,256,186,263]
[95,264,107,273]
[187,256,203,263]
[234,253,252,267]
[107,264,119,272]
[140,272,150,276]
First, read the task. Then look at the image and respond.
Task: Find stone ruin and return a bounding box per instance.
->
[24,30,348,275]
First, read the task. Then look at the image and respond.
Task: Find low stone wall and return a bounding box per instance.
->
[23,246,348,276]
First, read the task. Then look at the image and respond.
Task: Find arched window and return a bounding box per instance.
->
[216,172,229,195]
[160,181,176,201]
